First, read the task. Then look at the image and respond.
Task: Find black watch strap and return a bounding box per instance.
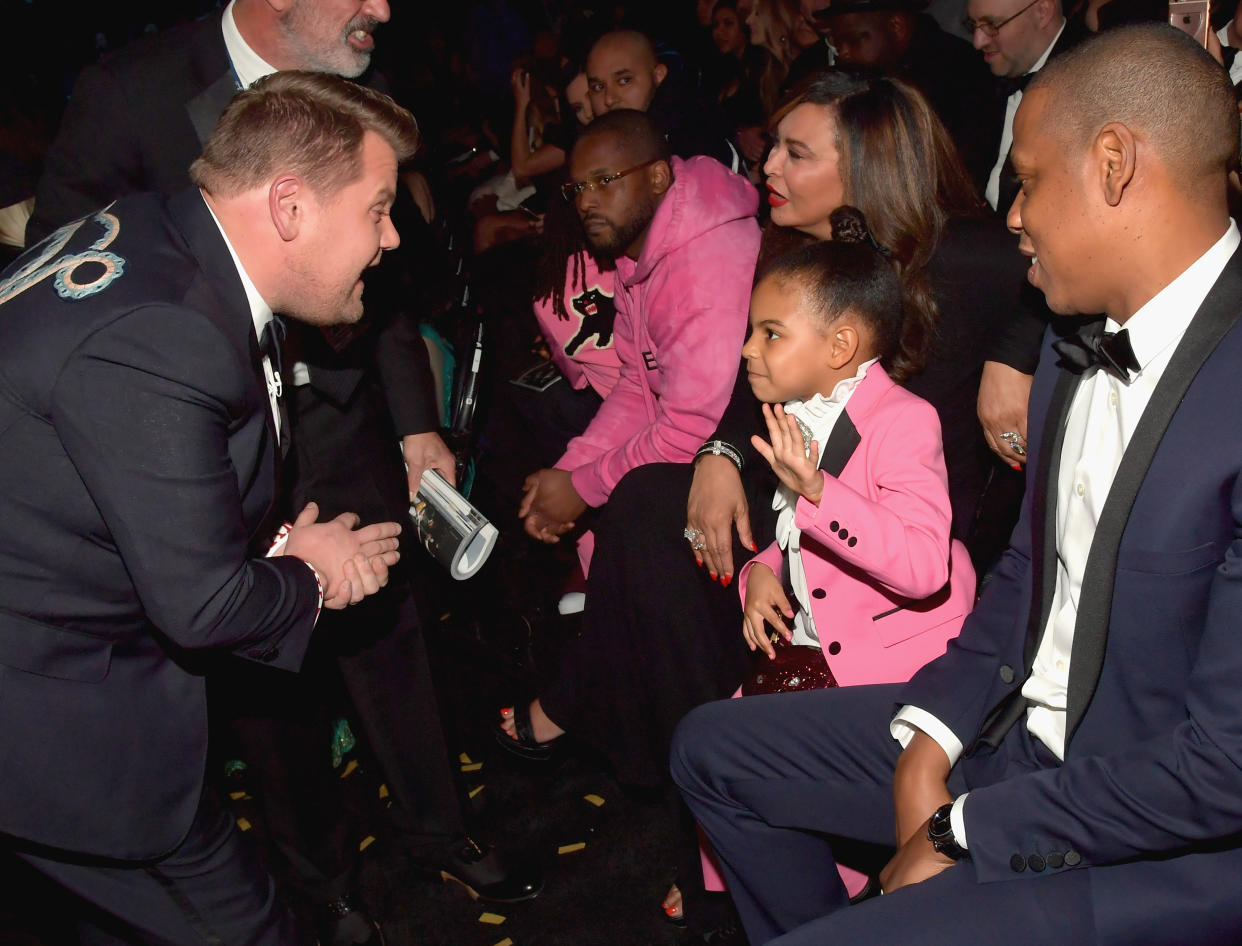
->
[927,802,967,861]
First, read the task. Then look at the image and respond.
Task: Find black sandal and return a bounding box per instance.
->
[494,703,560,760]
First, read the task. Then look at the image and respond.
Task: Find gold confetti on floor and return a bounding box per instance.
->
[478,912,506,925]
[461,762,483,772]
[583,794,606,807]
[493,939,514,946]
[378,783,389,799]
[469,785,485,799]
[339,759,359,779]
[557,842,586,855]
[228,790,252,801]
[358,835,375,852]
[236,817,252,832]
[459,752,473,764]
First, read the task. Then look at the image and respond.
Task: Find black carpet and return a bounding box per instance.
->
[1,585,715,946]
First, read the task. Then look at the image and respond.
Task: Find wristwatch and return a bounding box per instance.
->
[927,802,968,860]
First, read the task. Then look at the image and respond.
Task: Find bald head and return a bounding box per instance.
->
[586,29,668,114]
[1031,23,1238,190]
[1008,24,1236,320]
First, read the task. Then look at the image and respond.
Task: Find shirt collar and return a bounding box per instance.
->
[200,190,274,344]
[1106,220,1240,376]
[221,0,279,90]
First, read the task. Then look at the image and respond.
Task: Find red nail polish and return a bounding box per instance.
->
[1011,463,1022,471]
[664,905,678,916]
[721,574,732,588]
[750,541,758,552]
[710,572,717,581]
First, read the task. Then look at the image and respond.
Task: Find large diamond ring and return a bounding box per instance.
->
[683,527,702,542]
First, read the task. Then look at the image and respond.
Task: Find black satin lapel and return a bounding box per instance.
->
[1023,367,1079,670]
[1065,256,1242,744]
[187,71,240,146]
[818,411,861,478]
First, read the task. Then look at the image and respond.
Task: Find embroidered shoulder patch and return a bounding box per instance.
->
[0,208,127,306]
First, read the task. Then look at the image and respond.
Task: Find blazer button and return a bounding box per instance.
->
[828,641,841,655]
[1028,853,1046,872]
[838,528,849,540]
[1064,850,1081,867]
[1046,852,1064,869]
[848,537,857,547]
[999,665,1015,684]
[829,521,840,532]
[1009,854,1026,873]
[812,588,827,599]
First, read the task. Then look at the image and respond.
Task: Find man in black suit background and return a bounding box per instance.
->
[0,71,407,945]
[969,0,1087,472]
[27,1,541,940]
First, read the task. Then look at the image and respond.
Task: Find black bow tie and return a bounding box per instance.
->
[1052,325,1140,383]
[259,316,286,381]
[996,71,1035,99]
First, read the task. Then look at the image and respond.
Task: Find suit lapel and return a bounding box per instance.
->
[186,70,241,146]
[1024,366,1080,670]
[818,411,861,478]
[1065,253,1242,743]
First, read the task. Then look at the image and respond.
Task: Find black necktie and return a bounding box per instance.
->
[996,71,1034,100]
[259,317,290,456]
[1052,325,1140,383]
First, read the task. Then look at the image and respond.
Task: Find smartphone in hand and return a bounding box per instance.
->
[1169,0,1210,47]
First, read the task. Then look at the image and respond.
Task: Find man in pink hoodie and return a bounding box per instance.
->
[519,109,761,545]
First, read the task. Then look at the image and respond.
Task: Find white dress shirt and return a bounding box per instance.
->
[984,21,1065,211]
[892,221,1240,848]
[201,197,284,440]
[774,359,877,647]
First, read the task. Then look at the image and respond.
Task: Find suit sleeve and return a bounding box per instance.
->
[794,400,954,599]
[51,305,319,668]
[560,272,751,507]
[960,505,1242,881]
[369,189,443,436]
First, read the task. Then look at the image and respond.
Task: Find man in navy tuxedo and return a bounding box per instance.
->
[0,72,411,943]
[673,24,1242,945]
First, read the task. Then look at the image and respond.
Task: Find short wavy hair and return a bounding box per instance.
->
[190,71,420,197]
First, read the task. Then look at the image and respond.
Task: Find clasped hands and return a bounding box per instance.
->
[279,501,402,610]
[519,467,586,543]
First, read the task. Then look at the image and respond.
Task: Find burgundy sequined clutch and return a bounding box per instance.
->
[741,636,838,696]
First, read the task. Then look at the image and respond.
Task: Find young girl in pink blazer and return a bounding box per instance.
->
[696,208,976,906]
[738,214,976,691]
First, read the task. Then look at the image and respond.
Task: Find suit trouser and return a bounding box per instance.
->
[13,789,300,946]
[226,580,466,902]
[670,684,1098,946]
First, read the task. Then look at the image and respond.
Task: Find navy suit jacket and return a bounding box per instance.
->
[899,249,1242,941]
[0,190,320,860]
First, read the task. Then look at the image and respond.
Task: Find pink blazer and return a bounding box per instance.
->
[738,364,975,686]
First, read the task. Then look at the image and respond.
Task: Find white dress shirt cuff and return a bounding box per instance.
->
[890,705,965,767]
[950,792,970,851]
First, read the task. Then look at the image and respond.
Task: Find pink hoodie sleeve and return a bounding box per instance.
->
[557,237,756,505]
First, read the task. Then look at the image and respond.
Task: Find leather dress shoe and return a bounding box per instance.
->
[411,836,543,903]
[320,896,385,946]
